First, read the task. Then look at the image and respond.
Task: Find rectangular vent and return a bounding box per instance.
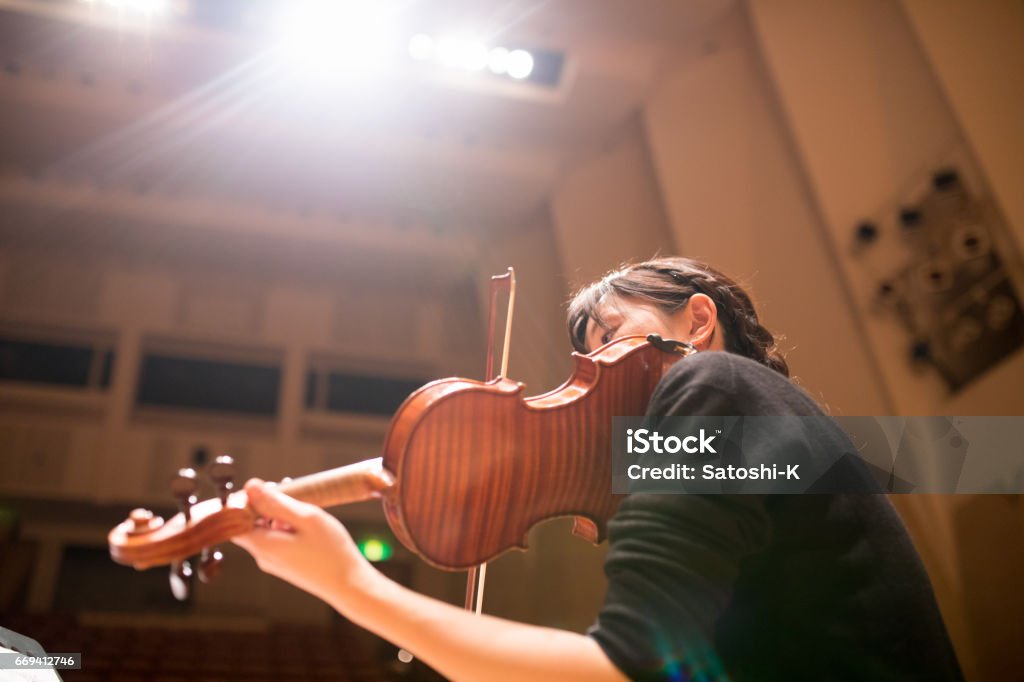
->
[137,354,280,417]
[305,371,424,417]
[0,338,113,389]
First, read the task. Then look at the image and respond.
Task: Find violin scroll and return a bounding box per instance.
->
[108,457,394,575]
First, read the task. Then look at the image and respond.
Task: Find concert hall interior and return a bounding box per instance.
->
[0,1,1022,680]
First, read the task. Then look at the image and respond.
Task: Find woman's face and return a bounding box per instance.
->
[582,293,722,354]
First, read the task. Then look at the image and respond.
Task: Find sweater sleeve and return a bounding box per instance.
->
[587,353,772,682]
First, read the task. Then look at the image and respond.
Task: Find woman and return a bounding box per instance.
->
[233,257,963,681]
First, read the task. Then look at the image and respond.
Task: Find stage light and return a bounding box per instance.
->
[129,0,165,13]
[274,0,398,78]
[460,41,489,71]
[402,32,556,85]
[487,47,510,75]
[436,37,488,71]
[435,37,462,69]
[506,49,534,79]
[435,37,457,68]
[408,33,434,61]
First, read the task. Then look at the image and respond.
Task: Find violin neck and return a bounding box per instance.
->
[277,458,394,509]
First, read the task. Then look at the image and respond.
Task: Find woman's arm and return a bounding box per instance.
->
[232,479,627,682]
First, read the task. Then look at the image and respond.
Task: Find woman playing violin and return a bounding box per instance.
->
[233,256,963,682]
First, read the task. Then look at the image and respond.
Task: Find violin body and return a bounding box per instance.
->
[382,335,670,570]
[109,335,676,572]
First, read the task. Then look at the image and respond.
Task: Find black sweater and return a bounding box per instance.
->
[587,351,963,681]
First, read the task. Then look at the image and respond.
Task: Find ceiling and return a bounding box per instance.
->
[0,0,735,226]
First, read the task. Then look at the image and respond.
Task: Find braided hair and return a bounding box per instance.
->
[568,256,790,378]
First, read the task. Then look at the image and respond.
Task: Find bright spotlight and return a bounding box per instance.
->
[408,33,434,61]
[275,0,398,79]
[506,49,534,79]
[435,37,488,71]
[403,33,549,84]
[487,47,509,75]
[435,37,462,69]
[461,42,488,71]
[129,0,165,13]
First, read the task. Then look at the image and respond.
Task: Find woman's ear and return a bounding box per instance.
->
[676,293,719,350]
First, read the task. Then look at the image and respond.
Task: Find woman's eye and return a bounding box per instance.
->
[601,330,615,345]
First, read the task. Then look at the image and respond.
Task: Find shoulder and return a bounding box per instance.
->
[662,350,783,387]
[651,351,825,417]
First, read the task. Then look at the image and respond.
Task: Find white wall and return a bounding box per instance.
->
[748,0,1024,416]
[551,114,676,290]
[643,8,888,414]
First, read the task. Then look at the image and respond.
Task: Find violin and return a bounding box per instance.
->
[108,334,688,573]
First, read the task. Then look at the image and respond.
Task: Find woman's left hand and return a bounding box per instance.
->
[232,478,375,605]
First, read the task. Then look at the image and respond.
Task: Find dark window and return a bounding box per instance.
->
[137,354,280,417]
[0,339,112,389]
[306,370,424,416]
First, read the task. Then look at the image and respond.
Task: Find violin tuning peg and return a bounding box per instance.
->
[198,547,224,584]
[127,508,163,535]
[169,559,193,601]
[170,468,199,521]
[208,455,236,506]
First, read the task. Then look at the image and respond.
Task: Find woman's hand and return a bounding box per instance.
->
[231,480,625,682]
[231,478,375,606]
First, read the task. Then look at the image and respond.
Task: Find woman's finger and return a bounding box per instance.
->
[244,478,317,527]
[232,527,298,560]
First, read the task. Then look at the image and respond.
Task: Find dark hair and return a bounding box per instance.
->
[568,256,790,377]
